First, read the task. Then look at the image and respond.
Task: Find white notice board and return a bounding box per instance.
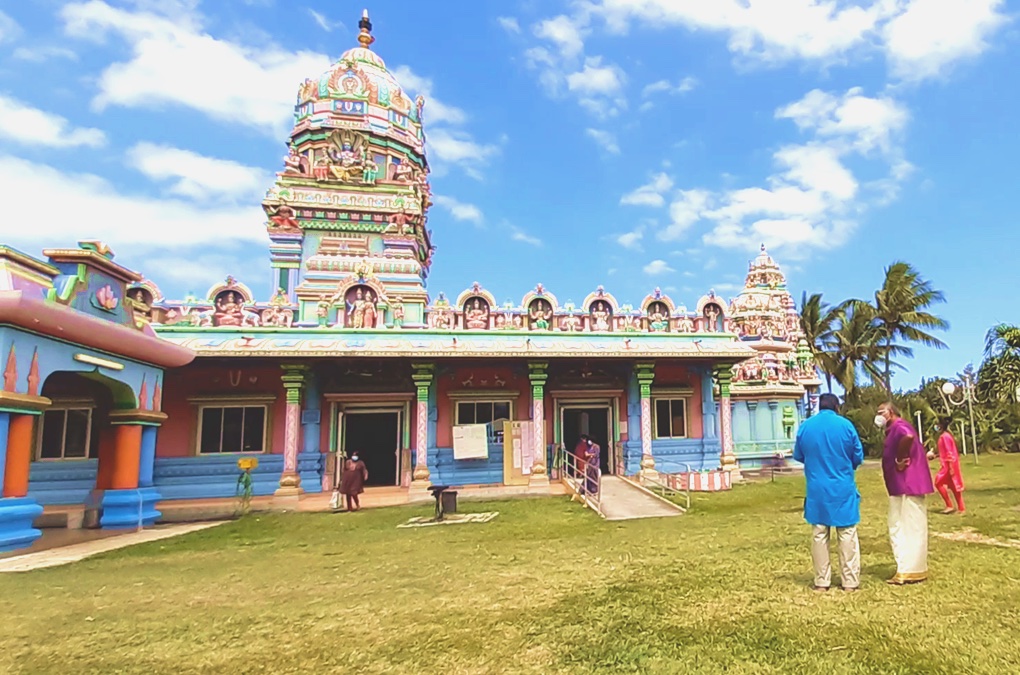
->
[453,424,489,460]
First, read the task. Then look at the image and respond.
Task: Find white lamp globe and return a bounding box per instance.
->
[941,382,956,396]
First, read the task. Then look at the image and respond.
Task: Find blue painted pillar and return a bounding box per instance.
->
[746,401,758,447]
[0,412,9,489]
[701,369,717,439]
[301,369,321,454]
[768,401,780,442]
[626,368,641,474]
[138,426,158,488]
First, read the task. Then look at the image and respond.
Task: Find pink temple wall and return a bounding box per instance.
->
[435,365,529,448]
[656,362,704,438]
[157,363,288,457]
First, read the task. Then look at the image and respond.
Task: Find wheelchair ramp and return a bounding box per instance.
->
[599,476,684,521]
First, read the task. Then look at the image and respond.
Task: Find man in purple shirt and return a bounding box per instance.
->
[876,402,935,585]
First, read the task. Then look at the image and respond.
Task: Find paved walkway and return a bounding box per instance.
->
[598,476,684,521]
[0,522,226,573]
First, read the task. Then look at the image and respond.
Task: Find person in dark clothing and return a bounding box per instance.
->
[339,452,369,511]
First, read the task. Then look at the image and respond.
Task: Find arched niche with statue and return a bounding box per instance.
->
[696,291,727,333]
[456,282,496,331]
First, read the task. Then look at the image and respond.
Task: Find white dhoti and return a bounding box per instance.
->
[811,525,860,589]
[888,495,928,582]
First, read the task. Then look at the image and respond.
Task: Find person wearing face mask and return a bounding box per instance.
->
[875,402,934,585]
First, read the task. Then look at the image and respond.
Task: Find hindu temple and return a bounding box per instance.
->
[0,11,820,552]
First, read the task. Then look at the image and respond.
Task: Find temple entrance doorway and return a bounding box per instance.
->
[560,405,613,476]
[342,410,401,487]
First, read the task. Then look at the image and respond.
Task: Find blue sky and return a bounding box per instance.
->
[0,0,1016,388]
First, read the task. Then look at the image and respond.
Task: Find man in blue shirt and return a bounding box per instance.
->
[793,393,865,592]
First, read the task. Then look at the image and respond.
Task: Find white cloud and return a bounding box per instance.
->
[642,76,698,97]
[308,9,344,33]
[566,56,625,95]
[432,195,484,225]
[643,259,675,276]
[11,46,79,62]
[593,0,896,63]
[0,95,106,148]
[425,128,501,180]
[390,65,500,179]
[621,173,673,207]
[661,189,713,241]
[534,14,587,59]
[510,226,542,246]
[0,10,20,43]
[585,128,620,154]
[776,87,909,153]
[498,17,521,34]
[390,65,468,126]
[0,155,265,247]
[884,0,1008,80]
[125,142,270,202]
[60,1,330,137]
[616,228,643,249]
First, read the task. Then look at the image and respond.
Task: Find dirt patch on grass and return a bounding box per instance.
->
[935,527,1020,549]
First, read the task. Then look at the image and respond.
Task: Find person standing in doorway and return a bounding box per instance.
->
[876,402,934,585]
[340,452,369,512]
[583,435,600,496]
[932,417,966,514]
[793,393,865,592]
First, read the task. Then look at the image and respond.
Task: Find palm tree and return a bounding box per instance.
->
[831,301,888,403]
[870,261,949,392]
[980,324,1020,403]
[799,292,839,392]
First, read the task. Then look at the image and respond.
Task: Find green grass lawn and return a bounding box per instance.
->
[3,457,1020,674]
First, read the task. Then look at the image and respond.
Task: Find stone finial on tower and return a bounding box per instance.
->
[358,9,375,49]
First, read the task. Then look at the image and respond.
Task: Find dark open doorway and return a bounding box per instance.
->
[343,411,400,487]
[561,406,612,475]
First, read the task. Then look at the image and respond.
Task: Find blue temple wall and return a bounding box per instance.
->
[732,398,804,469]
[427,444,504,486]
[153,452,323,500]
[29,460,98,505]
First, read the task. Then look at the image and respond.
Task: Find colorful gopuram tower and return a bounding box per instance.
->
[263,10,433,328]
[726,245,821,466]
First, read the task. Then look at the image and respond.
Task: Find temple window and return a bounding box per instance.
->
[654,398,688,439]
[455,401,512,426]
[198,405,267,454]
[37,405,96,460]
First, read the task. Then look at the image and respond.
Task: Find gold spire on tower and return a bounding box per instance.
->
[357,9,375,49]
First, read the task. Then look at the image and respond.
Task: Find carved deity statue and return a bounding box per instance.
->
[464,299,489,330]
[213,292,244,327]
[560,314,581,332]
[704,304,720,332]
[388,208,416,235]
[676,315,695,333]
[282,146,304,175]
[316,295,331,327]
[529,300,552,330]
[346,287,367,328]
[648,303,669,332]
[363,290,378,328]
[391,296,405,328]
[268,203,299,229]
[590,301,611,331]
[392,161,414,183]
[361,148,379,184]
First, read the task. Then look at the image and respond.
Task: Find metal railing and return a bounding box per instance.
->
[556,444,603,516]
[633,463,691,513]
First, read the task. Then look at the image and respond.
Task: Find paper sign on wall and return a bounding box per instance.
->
[453,424,489,460]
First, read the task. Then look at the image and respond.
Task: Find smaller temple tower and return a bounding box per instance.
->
[726,245,821,465]
[262,10,433,328]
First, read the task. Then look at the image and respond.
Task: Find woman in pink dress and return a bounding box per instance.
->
[933,417,965,514]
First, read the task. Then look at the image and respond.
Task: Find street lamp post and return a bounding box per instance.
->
[940,374,979,466]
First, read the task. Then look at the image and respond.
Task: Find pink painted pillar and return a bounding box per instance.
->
[528,362,548,482]
[411,364,434,483]
[715,367,738,474]
[276,364,308,496]
[636,362,656,476]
